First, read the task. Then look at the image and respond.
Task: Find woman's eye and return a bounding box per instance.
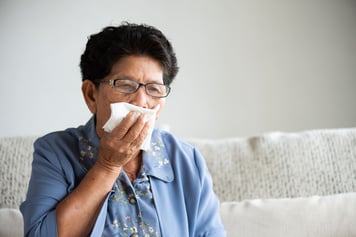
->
[120,83,133,89]
[148,85,161,93]
[116,81,134,88]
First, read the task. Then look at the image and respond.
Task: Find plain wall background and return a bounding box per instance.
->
[1,0,355,139]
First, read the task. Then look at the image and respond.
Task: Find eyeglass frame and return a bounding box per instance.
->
[95,78,171,98]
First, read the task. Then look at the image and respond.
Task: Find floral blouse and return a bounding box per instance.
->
[78,133,168,236]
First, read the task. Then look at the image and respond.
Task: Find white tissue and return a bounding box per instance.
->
[102,102,159,151]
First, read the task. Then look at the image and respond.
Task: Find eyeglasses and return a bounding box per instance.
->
[97,78,171,98]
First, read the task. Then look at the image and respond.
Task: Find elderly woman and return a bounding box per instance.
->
[21,23,226,237]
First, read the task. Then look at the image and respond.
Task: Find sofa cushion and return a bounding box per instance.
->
[220,192,356,237]
[0,208,23,237]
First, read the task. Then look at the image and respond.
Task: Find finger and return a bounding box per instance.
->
[97,114,150,169]
[122,113,149,143]
[130,118,151,147]
[110,111,139,139]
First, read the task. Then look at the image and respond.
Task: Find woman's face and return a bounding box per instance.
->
[82,55,166,137]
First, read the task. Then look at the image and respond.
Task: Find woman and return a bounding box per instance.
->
[21,22,226,237]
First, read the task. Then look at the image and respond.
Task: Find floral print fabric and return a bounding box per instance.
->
[78,133,169,237]
[102,167,161,237]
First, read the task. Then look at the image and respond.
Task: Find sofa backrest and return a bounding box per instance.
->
[188,128,356,202]
[1,128,356,208]
[0,137,37,208]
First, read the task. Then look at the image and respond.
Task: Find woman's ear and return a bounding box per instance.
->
[81,80,97,114]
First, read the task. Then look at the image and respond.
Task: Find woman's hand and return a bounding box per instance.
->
[57,111,150,237]
[95,111,150,174]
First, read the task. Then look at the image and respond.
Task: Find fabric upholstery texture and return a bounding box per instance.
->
[188,128,356,201]
[0,137,36,208]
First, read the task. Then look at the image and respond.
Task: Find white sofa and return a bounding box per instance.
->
[1,127,356,237]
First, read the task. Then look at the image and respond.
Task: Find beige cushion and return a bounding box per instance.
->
[0,208,23,237]
[220,192,356,237]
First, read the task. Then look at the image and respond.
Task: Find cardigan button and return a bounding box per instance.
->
[129,197,136,204]
[130,234,139,237]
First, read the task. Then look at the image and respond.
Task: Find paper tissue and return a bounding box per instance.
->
[102,102,159,151]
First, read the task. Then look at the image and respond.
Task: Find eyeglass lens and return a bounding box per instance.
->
[114,79,169,97]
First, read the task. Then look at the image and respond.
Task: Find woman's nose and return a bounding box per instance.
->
[130,86,149,108]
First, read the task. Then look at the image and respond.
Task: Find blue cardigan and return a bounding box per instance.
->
[21,117,226,237]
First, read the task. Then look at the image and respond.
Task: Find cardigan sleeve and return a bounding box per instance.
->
[20,135,114,237]
[20,137,67,237]
[192,148,226,237]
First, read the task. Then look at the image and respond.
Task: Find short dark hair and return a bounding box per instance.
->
[80,22,179,86]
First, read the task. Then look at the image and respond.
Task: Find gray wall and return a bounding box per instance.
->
[1,0,355,139]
